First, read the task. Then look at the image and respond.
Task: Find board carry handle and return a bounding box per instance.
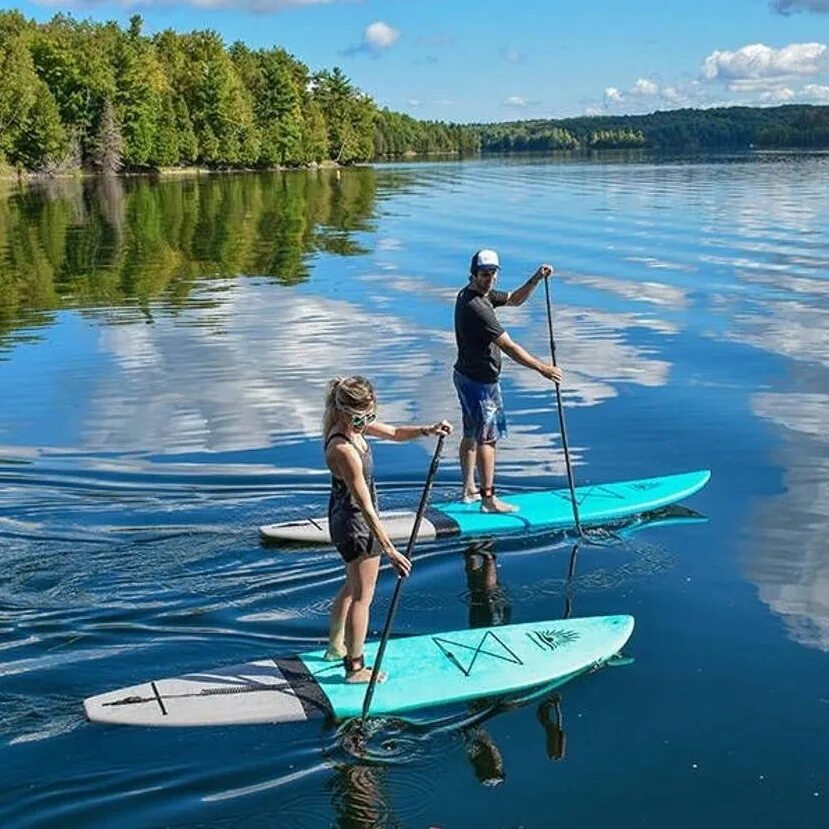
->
[361,433,446,722]
[543,274,583,537]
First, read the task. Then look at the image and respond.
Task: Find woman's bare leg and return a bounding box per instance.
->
[344,555,386,683]
[325,580,351,660]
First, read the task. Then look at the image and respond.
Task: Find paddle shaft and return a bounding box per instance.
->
[361,434,446,721]
[543,275,583,537]
[563,540,581,619]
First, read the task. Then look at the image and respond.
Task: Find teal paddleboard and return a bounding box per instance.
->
[83,615,634,726]
[259,469,711,544]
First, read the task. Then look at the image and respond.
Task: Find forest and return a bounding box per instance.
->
[477,105,829,151]
[1,11,828,175]
[0,11,477,174]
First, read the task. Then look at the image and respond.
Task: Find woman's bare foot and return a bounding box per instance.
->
[462,489,482,504]
[345,666,386,684]
[343,654,386,683]
[324,644,346,661]
[481,496,519,514]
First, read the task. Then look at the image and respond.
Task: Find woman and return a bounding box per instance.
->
[323,376,452,683]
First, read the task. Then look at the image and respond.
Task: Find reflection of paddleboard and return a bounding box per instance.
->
[84,615,633,726]
[614,504,709,538]
[259,470,711,545]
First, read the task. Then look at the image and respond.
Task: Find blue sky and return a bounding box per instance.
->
[5,0,829,122]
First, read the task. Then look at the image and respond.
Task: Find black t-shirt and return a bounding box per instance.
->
[454,285,509,383]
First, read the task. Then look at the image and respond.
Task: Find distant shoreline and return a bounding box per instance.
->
[5,143,828,184]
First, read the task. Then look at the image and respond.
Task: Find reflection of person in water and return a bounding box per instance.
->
[461,540,568,778]
[329,758,393,829]
[537,694,566,761]
[463,540,512,630]
[461,540,512,784]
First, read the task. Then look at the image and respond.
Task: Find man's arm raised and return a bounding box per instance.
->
[505,264,553,307]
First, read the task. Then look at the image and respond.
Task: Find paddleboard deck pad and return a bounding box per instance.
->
[84,615,633,726]
[259,470,710,545]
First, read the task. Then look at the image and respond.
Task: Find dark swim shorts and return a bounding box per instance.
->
[330,512,381,563]
[453,369,507,444]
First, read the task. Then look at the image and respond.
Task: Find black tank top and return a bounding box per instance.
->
[324,432,378,513]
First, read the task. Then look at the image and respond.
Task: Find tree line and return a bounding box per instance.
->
[2,10,828,175]
[0,11,478,174]
[477,105,829,152]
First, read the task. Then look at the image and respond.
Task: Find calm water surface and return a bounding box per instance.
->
[1,154,827,828]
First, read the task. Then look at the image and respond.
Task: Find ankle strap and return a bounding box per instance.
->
[481,486,496,498]
[343,654,365,674]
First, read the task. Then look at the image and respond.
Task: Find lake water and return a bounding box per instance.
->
[1,153,827,828]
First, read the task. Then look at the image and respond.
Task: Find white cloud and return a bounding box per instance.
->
[364,21,400,50]
[503,96,528,107]
[601,77,704,111]
[701,42,828,90]
[591,41,829,114]
[407,98,421,107]
[802,82,829,101]
[759,86,796,102]
[632,78,659,95]
[342,20,400,58]
[770,0,829,13]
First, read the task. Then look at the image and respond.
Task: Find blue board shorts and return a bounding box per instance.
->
[453,370,507,444]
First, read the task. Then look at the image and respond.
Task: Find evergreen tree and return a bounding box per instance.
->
[153,93,180,166]
[0,21,39,162]
[15,80,68,170]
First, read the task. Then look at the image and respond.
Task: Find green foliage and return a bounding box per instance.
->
[231,44,303,166]
[171,31,259,164]
[4,11,826,175]
[15,80,69,170]
[300,99,329,164]
[153,94,181,167]
[0,168,386,345]
[112,22,167,165]
[476,107,829,151]
[29,15,118,154]
[0,16,39,161]
[3,13,473,172]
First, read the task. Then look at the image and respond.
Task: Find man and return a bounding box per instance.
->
[453,248,563,513]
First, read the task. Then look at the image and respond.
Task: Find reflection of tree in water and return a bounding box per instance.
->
[0,168,397,347]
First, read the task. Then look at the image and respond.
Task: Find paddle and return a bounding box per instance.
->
[542,273,583,537]
[360,433,446,723]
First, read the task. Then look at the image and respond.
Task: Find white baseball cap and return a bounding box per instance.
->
[471,249,500,272]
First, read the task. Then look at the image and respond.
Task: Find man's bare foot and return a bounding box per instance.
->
[481,496,519,514]
[324,645,346,661]
[345,666,387,684]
